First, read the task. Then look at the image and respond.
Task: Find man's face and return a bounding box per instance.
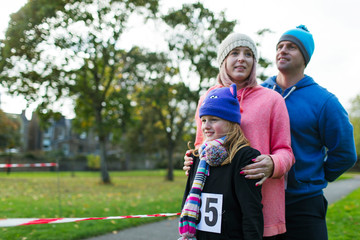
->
[276,41,305,72]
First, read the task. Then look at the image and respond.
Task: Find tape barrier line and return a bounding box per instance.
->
[0,213,181,227]
[0,163,58,168]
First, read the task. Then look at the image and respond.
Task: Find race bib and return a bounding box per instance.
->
[198,193,223,233]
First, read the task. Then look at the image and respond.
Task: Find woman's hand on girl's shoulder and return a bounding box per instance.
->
[183,150,193,176]
[240,155,274,186]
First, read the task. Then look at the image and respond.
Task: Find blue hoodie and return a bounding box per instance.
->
[262,75,357,204]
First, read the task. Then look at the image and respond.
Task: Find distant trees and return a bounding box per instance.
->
[0,0,273,182]
[1,0,162,183]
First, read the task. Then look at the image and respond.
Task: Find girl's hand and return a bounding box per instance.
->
[183,150,193,176]
[240,155,274,186]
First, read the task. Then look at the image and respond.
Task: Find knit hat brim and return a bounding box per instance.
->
[278,34,310,66]
[277,25,315,66]
[199,84,241,124]
[217,33,258,67]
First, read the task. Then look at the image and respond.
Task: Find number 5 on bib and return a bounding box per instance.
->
[198,193,223,233]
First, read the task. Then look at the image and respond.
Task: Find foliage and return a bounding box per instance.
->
[0,0,69,103]
[0,110,21,151]
[87,154,100,169]
[0,170,186,240]
[0,0,162,183]
[162,2,236,93]
[350,94,360,159]
[136,78,198,180]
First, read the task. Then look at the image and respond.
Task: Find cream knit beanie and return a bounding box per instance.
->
[216,33,258,67]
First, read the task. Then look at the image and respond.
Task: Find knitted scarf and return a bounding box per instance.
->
[178,137,228,239]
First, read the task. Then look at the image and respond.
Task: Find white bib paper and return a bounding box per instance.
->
[198,193,223,233]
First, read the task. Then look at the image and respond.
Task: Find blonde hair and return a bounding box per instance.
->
[188,121,249,166]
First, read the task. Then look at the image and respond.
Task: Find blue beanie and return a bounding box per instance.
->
[199,84,241,125]
[278,25,315,66]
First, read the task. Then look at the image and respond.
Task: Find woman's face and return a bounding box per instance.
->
[225,46,254,83]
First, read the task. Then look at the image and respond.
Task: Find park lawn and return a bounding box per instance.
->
[1,171,359,240]
[327,177,360,240]
[0,170,188,240]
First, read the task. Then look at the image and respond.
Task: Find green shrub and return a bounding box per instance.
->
[87,154,100,169]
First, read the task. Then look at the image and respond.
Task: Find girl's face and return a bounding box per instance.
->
[201,115,229,141]
[225,46,254,83]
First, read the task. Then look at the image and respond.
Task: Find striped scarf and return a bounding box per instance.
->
[178,137,228,239]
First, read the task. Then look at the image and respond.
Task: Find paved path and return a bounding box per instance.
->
[84,176,360,240]
[323,175,360,204]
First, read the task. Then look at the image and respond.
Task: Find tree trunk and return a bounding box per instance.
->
[166,143,174,181]
[95,105,111,184]
[99,137,111,184]
[124,152,131,170]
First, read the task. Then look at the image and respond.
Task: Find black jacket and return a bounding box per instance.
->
[181,146,263,240]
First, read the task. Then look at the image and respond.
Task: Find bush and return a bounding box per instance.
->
[87,154,100,170]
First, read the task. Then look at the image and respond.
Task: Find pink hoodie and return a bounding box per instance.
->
[195,84,295,237]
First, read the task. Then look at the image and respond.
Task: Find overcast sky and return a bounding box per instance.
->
[1,0,359,119]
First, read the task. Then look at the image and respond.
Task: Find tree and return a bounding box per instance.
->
[162,2,236,95]
[0,110,20,151]
[0,0,160,183]
[137,78,198,181]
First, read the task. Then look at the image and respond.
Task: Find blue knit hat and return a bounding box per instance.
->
[278,25,315,66]
[199,84,241,124]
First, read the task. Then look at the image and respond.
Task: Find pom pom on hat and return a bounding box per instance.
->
[278,25,315,66]
[217,33,258,67]
[199,84,241,125]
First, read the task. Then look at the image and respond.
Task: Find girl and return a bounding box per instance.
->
[179,84,263,240]
[183,32,294,239]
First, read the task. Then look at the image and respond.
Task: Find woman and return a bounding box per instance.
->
[184,32,294,239]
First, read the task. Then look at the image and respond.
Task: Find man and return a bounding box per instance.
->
[261,25,357,240]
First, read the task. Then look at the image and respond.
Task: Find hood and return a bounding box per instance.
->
[237,86,263,112]
[262,75,317,99]
[203,84,262,112]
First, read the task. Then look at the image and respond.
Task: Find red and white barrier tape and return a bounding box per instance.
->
[0,213,181,227]
[0,163,58,168]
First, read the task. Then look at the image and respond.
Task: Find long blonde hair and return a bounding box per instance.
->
[188,121,249,166]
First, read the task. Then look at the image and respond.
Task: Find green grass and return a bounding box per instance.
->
[327,189,360,239]
[1,170,359,240]
[327,173,360,240]
[0,170,187,240]
[336,172,358,181]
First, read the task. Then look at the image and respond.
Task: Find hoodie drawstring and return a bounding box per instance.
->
[272,84,296,100]
[283,86,297,100]
[237,88,247,113]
